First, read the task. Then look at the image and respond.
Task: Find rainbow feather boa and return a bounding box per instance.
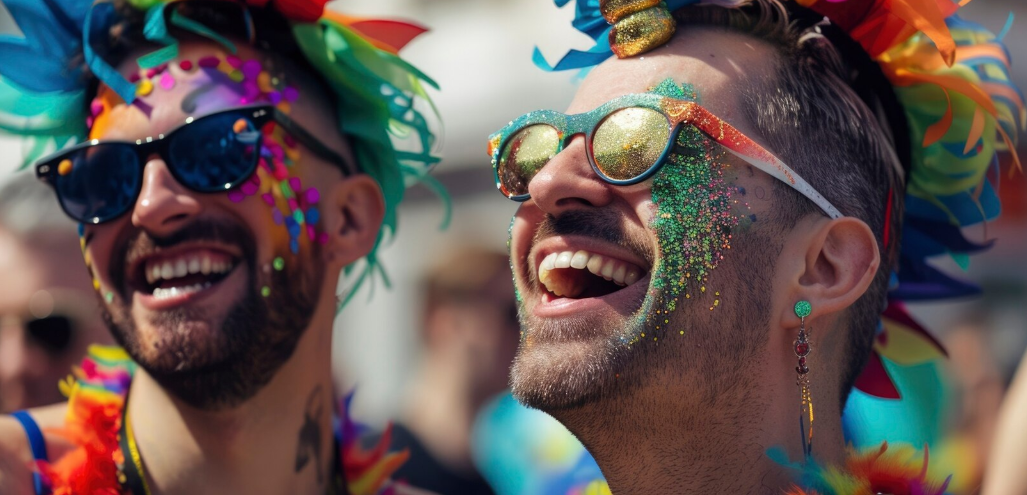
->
[550,442,954,495]
[36,345,409,495]
[773,442,954,495]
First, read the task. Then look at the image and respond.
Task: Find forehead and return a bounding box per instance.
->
[94,41,275,141]
[569,27,779,136]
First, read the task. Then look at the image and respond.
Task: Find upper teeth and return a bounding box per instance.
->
[145,254,233,285]
[538,249,643,298]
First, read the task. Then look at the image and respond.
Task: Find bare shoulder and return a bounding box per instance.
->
[0,403,74,464]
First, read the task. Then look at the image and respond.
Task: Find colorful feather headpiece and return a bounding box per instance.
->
[535,0,1025,399]
[0,0,446,310]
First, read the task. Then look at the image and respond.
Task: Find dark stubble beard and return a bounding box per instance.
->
[511,211,776,413]
[101,220,323,410]
[510,210,653,410]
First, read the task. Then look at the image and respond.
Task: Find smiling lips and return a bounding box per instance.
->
[134,248,238,301]
[538,249,645,298]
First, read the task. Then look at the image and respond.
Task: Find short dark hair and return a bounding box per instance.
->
[674,0,905,408]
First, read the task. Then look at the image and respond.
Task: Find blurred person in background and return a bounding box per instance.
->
[983,345,1027,495]
[0,1,442,494]
[389,247,517,495]
[0,174,113,412]
[941,316,1006,491]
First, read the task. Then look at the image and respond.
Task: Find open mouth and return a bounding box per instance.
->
[128,247,241,302]
[537,249,647,300]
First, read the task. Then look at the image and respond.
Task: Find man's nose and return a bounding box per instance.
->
[526,135,615,215]
[130,158,202,236]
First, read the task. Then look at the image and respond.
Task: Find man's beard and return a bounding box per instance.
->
[101,220,323,410]
[511,212,775,412]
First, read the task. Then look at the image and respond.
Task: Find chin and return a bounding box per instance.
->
[131,314,231,374]
[510,308,641,412]
[102,269,312,411]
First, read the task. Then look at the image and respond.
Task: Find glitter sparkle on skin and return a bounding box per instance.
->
[643,79,741,340]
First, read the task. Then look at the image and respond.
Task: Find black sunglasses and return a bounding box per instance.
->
[35,105,351,225]
[25,315,74,354]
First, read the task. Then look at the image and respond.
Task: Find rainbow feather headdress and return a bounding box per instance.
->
[534,0,1024,399]
[0,0,445,310]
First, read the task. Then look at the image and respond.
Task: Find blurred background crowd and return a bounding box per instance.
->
[1,1,1025,494]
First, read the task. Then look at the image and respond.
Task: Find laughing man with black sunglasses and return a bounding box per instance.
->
[0,1,440,494]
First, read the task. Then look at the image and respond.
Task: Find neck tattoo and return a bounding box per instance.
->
[296,385,326,485]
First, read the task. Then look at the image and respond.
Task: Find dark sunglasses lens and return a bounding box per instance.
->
[54,144,141,224]
[497,124,560,198]
[592,107,670,181]
[26,315,73,353]
[169,112,262,192]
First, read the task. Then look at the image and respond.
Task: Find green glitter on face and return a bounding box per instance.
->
[273,257,285,271]
[647,83,740,324]
[261,286,271,297]
[650,77,698,101]
[509,214,522,305]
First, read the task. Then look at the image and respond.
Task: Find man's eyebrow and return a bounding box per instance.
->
[180,82,220,114]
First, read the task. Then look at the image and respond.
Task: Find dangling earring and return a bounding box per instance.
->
[793,300,813,460]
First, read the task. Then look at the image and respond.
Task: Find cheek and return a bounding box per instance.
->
[80,227,118,301]
[226,131,328,258]
[647,135,746,314]
[511,206,542,266]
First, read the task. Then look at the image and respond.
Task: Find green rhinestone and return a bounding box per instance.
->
[280,182,295,199]
[273,257,285,271]
[794,300,811,318]
[261,286,271,297]
[105,292,114,303]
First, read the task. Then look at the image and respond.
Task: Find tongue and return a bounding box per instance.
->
[546,268,624,299]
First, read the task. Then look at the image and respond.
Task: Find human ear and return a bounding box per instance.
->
[778,216,880,329]
[322,174,385,268]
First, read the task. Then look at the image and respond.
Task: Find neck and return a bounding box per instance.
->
[402,350,478,472]
[553,365,846,494]
[127,311,336,495]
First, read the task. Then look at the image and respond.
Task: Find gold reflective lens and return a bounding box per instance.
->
[498,124,560,196]
[592,107,669,180]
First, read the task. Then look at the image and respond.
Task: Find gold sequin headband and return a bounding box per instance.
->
[602,0,677,58]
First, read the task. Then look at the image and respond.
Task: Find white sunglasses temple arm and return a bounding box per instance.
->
[726,148,844,220]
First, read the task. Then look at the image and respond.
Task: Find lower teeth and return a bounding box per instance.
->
[152,282,213,300]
